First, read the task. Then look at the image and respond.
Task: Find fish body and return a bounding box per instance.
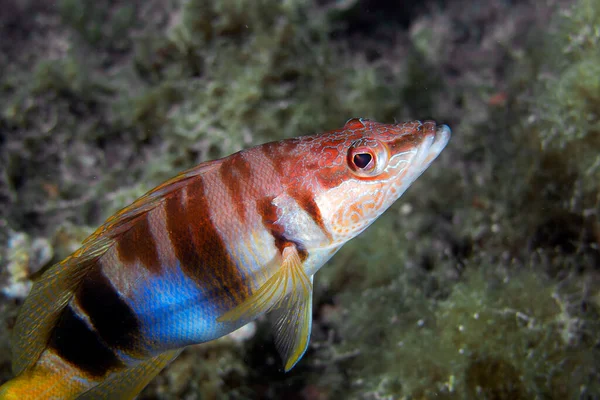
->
[0,118,450,399]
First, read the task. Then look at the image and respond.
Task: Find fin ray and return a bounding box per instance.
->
[217,246,304,323]
[78,350,182,400]
[217,246,314,371]
[270,274,313,371]
[11,239,111,375]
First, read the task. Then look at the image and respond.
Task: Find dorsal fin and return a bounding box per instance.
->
[11,161,221,375]
[83,160,223,245]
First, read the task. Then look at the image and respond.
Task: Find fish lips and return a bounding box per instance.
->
[416,124,451,168]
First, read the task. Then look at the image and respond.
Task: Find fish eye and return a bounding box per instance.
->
[347,139,389,177]
[353,153,372,169]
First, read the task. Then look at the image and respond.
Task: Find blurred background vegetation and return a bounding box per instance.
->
[0,0,598,398]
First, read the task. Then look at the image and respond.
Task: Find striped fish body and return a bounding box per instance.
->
[0,118,450,399]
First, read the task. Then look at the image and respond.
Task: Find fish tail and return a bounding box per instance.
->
[0,365,85,400]
[0,348,182,400]
[0,375,25,400]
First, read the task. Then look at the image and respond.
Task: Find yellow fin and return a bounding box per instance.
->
[78,350,182,400]
[217,246,313,371]
[270,274,313,371]
[11,239,111,375]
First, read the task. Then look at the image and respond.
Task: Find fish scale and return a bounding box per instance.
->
[0,118,450,399]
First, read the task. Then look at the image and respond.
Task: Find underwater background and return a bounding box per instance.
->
[0,0,598,398]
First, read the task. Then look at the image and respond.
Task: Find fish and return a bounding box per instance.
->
[0,118,450,399]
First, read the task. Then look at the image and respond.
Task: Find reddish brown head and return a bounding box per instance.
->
[283,118,451,245]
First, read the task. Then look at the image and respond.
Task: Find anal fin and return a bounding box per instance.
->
[78,349,182,400]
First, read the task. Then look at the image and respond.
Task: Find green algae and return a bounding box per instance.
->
[318,263,599,399]
[529,0,600,197]
[58,0,136,50]
[141,338,251,400]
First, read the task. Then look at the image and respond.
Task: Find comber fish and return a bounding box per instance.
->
[0,118,450,399]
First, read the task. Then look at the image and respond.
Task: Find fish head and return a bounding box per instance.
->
[310,118,451,244]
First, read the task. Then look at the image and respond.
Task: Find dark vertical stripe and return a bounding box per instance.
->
[219,154,253,223]
[287,188,332,241]
[75,266,141,351]
[164,177,249,307]
[49,306,124,377]
[257,196,308,261]
[116,213,161,273]
[257,197,287,253]
[259,139,298,176]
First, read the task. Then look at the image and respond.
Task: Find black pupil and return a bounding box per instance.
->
[353,153,372,169]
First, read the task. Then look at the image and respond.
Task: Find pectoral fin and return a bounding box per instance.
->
[269,274,313,371]
[217,245,313,371]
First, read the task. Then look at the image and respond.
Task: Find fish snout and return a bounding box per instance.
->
[415,123,451,167]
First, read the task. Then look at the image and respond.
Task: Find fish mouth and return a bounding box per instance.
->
[414,124,451,167]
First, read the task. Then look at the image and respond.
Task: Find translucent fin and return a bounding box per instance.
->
[82,160,223,245]
[12,161,222,376]
[217,246,306,322]
[11,239,111,375]
[217,246,313,371]
[270,275,313,371]
[78,350,182,400]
